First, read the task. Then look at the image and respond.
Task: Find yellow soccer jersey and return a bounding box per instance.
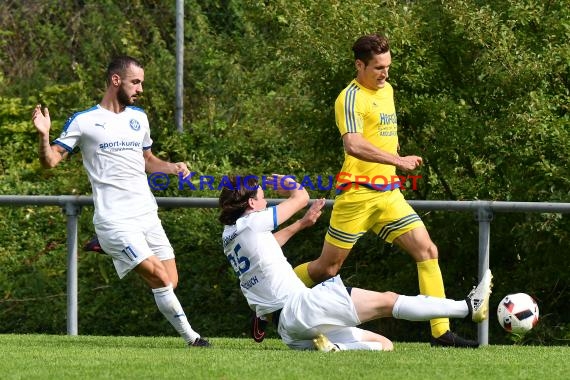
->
[334,79,398,188]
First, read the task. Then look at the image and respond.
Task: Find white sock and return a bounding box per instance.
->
[152,284,200,344]
[392,295,469,321]
[336,342,383,351]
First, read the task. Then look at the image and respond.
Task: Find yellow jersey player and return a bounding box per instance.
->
[294,33,480,348]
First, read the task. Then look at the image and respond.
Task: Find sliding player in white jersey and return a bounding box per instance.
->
[219,175,492,351]
[32,55,209,347]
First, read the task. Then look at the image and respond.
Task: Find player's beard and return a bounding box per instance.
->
[117,85,137,107]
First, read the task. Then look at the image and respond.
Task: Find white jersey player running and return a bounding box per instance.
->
[32,55,209,347]
[219,175,493,351]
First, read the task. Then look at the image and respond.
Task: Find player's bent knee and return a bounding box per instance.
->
[142,276,171,289]
[380,291,399,315]
[134,260,171,289]
[323,264,341,279]
[427,243,438,259]
[169,272,179,289]
[385,291,399,303]
[309,260,341,282]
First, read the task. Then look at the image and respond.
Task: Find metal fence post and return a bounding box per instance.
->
[63,201,81,335]
[475,204,493,346]
[175,0,184,133]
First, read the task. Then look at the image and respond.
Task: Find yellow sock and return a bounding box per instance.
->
[417,259,450,338]
[293,262,316,287]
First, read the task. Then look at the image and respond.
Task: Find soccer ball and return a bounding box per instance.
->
[497,293,539,334]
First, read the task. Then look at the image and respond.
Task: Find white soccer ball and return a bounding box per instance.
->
[497,293,539,334]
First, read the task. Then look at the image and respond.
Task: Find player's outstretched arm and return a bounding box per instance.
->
[32,105,68,168]
[143,150,190,177]
[342,132,422,172]
[273,198,325,247]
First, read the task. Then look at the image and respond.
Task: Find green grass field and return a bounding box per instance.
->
[1,334,567,380]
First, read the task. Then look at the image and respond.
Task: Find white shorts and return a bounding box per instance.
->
[277,275,364,350]
[94,213,174,279]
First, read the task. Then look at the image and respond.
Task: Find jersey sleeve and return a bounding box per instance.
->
[239,206,278,233]
[335,84,364,136]
[53,115,81,152]
[142,114,153,150]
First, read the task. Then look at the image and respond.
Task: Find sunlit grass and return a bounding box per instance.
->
[1,334,567,380]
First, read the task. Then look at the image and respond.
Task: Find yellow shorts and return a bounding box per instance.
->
[325,187,424,249]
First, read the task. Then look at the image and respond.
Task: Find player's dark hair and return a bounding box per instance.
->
[218,175,260,225]
[106,55,143,85]
[352,33,390,66]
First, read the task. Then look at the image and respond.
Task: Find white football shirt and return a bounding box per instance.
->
[54,105,157,224]
[222,206,307,316]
